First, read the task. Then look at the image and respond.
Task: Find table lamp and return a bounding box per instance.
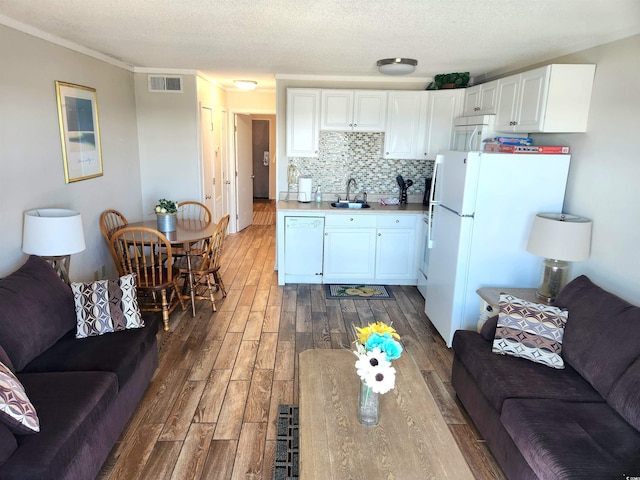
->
[22,208,86,284]
[526,213,592,302]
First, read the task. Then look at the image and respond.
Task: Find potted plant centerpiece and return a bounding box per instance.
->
[155,198,178,232]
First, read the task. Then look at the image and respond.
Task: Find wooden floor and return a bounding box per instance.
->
[97,202,506,480]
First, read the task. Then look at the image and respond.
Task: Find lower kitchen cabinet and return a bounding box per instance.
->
[323,214,377,283]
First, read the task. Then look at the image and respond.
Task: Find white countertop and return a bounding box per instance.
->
[277,200,427,214]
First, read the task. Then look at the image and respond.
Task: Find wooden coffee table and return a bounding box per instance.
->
[299,349,474,479]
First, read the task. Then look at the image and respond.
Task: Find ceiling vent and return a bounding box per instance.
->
[148,75,183,93]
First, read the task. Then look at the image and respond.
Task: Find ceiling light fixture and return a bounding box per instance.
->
[377,58,418,75]
[233,80,258,90]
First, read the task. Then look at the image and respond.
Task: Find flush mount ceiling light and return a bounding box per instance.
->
[377,58,418,75]
[233,80,257,90]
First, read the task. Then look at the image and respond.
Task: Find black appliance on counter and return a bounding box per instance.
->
[423,177,432,206]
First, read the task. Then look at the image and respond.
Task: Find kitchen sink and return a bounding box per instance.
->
[330,202,371,209]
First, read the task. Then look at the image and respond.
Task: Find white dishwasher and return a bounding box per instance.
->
[284,216,325,283]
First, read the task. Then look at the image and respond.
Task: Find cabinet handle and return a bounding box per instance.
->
[378,233,381,236]
[350,218,354,221]
[325,232,328,236]
[396,219,399,223]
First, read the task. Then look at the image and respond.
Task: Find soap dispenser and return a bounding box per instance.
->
[315,185,322,203]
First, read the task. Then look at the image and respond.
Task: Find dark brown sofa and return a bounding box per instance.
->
[0,256,158,479]
[452,275,640,478]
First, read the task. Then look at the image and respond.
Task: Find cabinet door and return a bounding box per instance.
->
[323,228,376,281]
[462,84,481,116]
[375,228,416,281]
[478,80,498,115]
[420,90,463,159]
[320,90,353,131]
[494,76,520,132]
[286,89,320,156]
[353,91,387,131]
[514,66,548,132]
[383,91,422,159]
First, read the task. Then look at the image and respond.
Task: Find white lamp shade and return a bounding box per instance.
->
[23,209,86,256]
[526,213,592,262]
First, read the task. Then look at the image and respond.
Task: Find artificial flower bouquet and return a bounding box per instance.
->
[353,321,403,394]
[154,198,178,214]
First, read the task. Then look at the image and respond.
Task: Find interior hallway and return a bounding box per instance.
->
[97,200,505,479]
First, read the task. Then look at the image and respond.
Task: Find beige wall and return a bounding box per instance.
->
[529,35,640,304]
[0,25,143,281]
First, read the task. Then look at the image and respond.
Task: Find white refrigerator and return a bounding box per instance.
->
[425,151,571,347]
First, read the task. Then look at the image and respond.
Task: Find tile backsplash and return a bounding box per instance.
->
[287,131,433,199]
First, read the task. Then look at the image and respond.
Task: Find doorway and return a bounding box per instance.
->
[252,120,270,199]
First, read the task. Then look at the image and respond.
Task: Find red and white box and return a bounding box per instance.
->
[484,143,570,154]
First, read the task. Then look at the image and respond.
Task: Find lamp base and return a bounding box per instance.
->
[536,258,569,303]
[42,255,71,284]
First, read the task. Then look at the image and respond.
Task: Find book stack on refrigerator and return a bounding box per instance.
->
[483,137,570,154]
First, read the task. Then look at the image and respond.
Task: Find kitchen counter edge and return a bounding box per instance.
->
[276,201,427,214]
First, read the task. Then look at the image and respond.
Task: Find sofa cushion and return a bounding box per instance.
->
[21,316,158,387]
[0,256,75,371]
[492,294,568,369]
[501,398,640,478]
[0,423,17,465]
[0,361,39,434]
[608,355,640,432]
[70,274,144,339]
[452,330,603,413]
[0,371,118,480]
[554,275,640,397]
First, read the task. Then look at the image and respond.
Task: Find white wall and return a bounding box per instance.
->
[0,25,143,281]
[134,74,200,215]
[529,35,640,304]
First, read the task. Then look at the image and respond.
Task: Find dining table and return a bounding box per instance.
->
[127,218,217,316]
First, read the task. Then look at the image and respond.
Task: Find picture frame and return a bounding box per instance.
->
[55,81,103,183]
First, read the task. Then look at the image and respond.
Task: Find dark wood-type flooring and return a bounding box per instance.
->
[97,201,505,480]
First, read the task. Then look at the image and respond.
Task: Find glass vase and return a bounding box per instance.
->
[358,379,379,425]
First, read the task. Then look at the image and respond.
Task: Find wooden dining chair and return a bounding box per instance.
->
[176,213,230,310]
[211,214,230,297]
[110,226,185,331]
[175,201,213,257]
[100,209,129,273]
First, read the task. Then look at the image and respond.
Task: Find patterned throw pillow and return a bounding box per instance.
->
[492,294,568,369]
[71,274,144,339]
[0,361,39,434]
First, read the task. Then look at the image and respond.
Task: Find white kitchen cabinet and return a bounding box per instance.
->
[323,214,377,283]
[418,89,463,159]
[375,215,419,282]
[462,80,498,116]
[383,91,423,159]
[286,88,320,157]
[321,90,387,132]
[494,64,595,133]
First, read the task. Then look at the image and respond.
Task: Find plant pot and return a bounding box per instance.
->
[156,212,177,232]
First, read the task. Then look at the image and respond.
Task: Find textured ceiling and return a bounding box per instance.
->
[1,0,639,91]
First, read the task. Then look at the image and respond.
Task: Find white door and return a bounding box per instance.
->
[220,110,229,223]
[235,113,253,231]
[200,106,215,219]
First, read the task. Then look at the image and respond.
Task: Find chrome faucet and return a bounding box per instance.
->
[346,178,357,202]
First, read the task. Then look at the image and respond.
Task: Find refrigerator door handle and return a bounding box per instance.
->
[427,203,434,249]
[469,126,479,151]
[430,154,443,206]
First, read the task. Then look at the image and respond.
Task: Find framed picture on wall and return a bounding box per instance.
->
[55,81,103,183]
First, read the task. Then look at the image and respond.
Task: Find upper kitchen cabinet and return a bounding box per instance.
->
[462,80,498,116]
[419,89,464,160]
[494,64,596,133]
[286,88,321,157]
[383,91,423,159]
[321,90,387,131]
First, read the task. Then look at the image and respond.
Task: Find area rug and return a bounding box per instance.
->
[274,405,299,480]
[325,284,394,299]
